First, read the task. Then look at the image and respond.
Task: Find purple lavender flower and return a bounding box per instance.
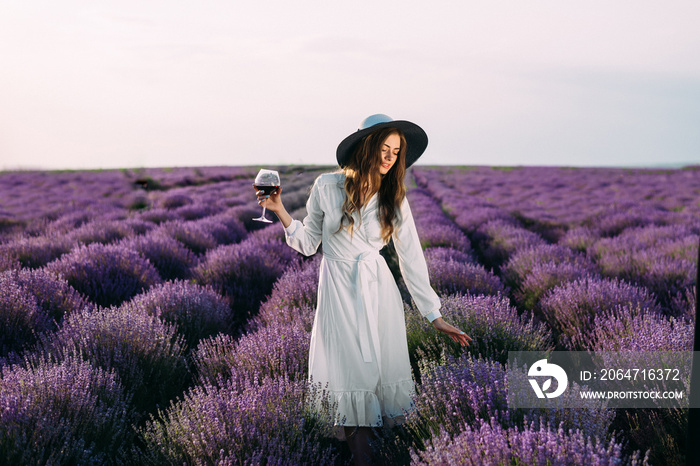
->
[159,192,193,209]
[66,219,136,245]
[539,277,660,350]
[502,244,599,310]
[193,320,310,385]
[592,306,694,351]
[412,353,511,435]
[124,280,233,347]
[474,220,546,268]
[193,234,301,326]
[451,205,517,234]
[425,249,505,298]
[0,234,75,269]
[140,376,340,465]
[407,189,473,253]
[137,207,178,225]
[502,244,597,290]
[671,286,696,322]
[0,276,48,357]
[248,255,320,332]
[411,417,648,465]
[560,226,601,252]
[46,210,97,234]
[250,222,287,243]
[588,225,697,310]
[405,294,552,366]
[173,202,221,221]
[191,212,247,245]
[40,305,188,414]
[123,217,155,235]
[2,268,91,325]
[0,356,136,465]
[44,242,162,307]
[0,253,20,272]
[119,231,198,281]
[589,204,672,237]
[156,219,218,255]
[516,261,598,311]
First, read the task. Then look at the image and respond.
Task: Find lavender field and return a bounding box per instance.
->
[1,164,698,465]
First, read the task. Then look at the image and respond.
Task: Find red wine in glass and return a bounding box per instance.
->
[254,185,279,196]
[252,169,281,223]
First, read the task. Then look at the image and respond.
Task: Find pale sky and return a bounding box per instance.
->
[1,0,699,171]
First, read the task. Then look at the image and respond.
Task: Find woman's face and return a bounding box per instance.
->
[379,132,401,176]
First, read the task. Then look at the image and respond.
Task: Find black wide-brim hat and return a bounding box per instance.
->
[336,114,428,169]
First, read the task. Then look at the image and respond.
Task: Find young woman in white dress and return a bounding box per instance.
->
[257,114,471,464]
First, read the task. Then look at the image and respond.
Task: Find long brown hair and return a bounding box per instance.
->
[338,127,407,242]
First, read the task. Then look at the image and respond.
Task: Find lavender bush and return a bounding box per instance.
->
[124,280,233,347]
[411,418,648,465]
[137,207,178,225]
[39,305,188,414]
[45,210,98,234]
[0,277,49,357]
[502,244,599,310]
[156,219,218,255]
[588,225,698,310]
[0,234,75,268]
[406,189,472,253]
[405,294,552,367]
[248,255,320,332]
[191,211,247,245]
[592,306,694,352]
[561,226,601,252]
[0,253,19,272]
[172,202,221,221]
[538,277,660,350]
[44,242,162,307]
[424,248,506,297]
[158,192,193,209]
[474,219,546,268]
[0,356,136,465]
[412,353,511,437]
[587,204,672,237]
[119,231,198,281]
[409,352,614,448]
[1,267,91,325]
[450,205,517,235]
[194,234,301,326]
[66,219,136,245]
[193,319,310,385]
[141,376,340,465]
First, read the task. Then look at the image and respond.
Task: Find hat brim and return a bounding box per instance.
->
[336,120,428,169]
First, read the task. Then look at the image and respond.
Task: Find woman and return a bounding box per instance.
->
[257,114,471,464]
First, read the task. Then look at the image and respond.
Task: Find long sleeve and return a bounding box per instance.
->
[284,177,324,256]
[392,196,442,322]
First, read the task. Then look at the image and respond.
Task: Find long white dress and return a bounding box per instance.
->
[284,172,442,428]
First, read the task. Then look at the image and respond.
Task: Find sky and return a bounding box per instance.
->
[1,0,699,171]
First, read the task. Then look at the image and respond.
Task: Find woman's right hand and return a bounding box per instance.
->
[256,186,284,213]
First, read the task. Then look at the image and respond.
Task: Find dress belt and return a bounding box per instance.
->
[323,250,382,364]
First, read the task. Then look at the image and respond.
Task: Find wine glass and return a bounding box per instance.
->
[252,169,280,223]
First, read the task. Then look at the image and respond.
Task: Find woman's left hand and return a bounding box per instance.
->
[431,317,472,347]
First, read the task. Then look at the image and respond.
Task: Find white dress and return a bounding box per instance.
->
[284,172,442,427]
